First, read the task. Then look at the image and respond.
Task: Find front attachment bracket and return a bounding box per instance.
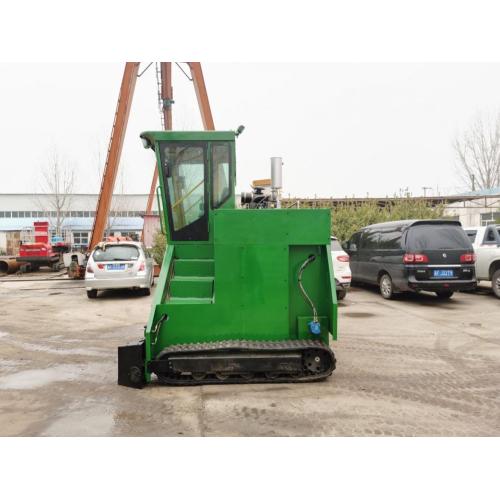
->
[118,339,146,389]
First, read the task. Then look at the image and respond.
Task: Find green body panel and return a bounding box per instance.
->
[141,130,338,373]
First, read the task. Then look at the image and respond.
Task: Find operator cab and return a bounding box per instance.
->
[140,131,236,242]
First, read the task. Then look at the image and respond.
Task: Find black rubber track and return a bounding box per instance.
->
[150,339,336,386]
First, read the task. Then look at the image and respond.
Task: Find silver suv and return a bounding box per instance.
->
[85,241,154,299]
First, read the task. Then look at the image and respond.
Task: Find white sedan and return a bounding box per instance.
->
[331,236,352,300]
[84,241,154,299]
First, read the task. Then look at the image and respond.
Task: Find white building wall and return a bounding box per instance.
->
[444,196,500,227]
[0,193,158,212]
[0,193,154,252]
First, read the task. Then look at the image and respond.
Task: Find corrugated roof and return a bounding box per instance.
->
[0,193,150,197]
[460,187,500,196]
[0,217,144,232]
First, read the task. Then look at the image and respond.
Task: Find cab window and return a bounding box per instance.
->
[212,142,232,208]
[162,144,206,231]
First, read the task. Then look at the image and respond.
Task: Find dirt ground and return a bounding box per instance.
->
[0,273,499,436]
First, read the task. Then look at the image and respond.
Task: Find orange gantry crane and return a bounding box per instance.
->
[88,62,215,251]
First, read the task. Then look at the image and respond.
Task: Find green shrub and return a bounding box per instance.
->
[148,197,445,259]
[151,231,167,265]
[327,198,445,243]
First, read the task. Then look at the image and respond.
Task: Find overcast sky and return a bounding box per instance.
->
[1,63,500,198]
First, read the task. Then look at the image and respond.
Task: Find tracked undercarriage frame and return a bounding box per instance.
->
[119,339,336,388]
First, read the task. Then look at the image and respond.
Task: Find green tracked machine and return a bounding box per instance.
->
[118,129,338,388]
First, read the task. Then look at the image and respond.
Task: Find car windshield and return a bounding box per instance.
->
[92,245,140,262]
[407,224,471,251]
[465,230,477,243]
[330,238,343,251]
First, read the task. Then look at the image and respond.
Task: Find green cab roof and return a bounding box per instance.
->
[140,130,236,144]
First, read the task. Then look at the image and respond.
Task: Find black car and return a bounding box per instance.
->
[344,220,476,299]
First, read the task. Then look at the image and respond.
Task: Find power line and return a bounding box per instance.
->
[175,62,192,81]
[137,62,153,78]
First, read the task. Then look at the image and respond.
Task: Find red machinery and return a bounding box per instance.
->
[16,221,65,271]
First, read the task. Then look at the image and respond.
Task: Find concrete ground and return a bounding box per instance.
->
[0,274,499,436]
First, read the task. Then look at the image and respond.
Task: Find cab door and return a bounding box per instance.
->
[160,142,209,241]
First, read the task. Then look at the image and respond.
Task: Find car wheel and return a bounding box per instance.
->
[142,287,151,296]
[379,273,394,299]
[87,290,98,299]
[337,289,347,300]
[435,290,454,299]
[492,269,500,298]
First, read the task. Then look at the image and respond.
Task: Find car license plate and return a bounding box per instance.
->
[433,269,453,278]
[107,264,125,271]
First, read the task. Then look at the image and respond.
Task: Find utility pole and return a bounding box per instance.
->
[145,62,173,217]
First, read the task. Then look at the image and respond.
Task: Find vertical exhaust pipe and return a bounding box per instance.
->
[271,157,283,208]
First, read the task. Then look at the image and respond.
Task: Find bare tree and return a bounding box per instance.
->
[105,167,133,237]
[453,112,500,191]
[92,135,106,192]
[35,149,76,235]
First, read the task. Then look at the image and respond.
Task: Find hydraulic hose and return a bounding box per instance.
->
[298,254,318,323]
[150,313,169,345]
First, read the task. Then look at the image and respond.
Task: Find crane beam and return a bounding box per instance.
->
[188,62,215,130]
[89,62,139,250]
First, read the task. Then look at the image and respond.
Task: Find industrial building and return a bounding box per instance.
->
[0,193,158,254]
[284,191,500,228]
[443,187,500,226]
[2,189,500,255]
